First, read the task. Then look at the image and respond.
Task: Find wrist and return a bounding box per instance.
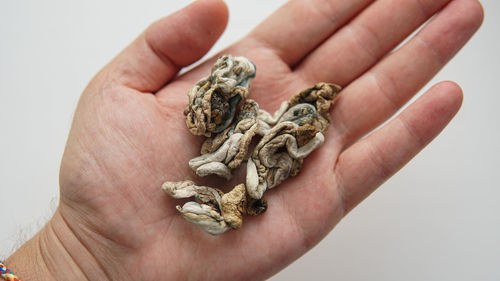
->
[5,230,55,281]
[5,209,107,281]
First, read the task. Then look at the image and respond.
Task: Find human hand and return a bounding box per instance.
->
[6,0,483,280]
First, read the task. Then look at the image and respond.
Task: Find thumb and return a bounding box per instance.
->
[102,0,229,92]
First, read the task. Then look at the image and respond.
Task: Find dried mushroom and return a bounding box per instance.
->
[162,55,342,235]
[189,100,260,179]
[246,83,341,199]
[162,180,256,235]
[184,55,256,137]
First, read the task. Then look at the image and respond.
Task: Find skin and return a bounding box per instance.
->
[6,0,483,280]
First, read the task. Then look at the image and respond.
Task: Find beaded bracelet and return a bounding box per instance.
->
[0,261,21,281]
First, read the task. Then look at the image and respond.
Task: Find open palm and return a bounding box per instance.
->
[43,0,484,280]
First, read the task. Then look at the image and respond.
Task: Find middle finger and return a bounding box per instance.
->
[294,0,451,85]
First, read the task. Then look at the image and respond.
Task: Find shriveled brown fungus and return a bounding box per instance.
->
[162,180,258,235]
[246,83,341,199]
[162,56,341,235]
[184,55,256,137]
[188,100,260,179]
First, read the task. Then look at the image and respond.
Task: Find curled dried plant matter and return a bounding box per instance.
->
[189,100,260,179]
[163,54,342,234]
[162,180,265,235]
[246,83,342,199]
[184,55,256,137]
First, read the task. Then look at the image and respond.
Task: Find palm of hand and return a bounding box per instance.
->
[59,55,342,281]
[55,0,482,280]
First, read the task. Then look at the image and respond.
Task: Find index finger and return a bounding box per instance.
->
[249,0,374,67]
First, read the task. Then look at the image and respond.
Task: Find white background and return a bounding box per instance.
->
[1,1,499,280]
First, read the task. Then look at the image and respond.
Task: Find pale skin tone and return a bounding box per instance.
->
[6,0,483,280]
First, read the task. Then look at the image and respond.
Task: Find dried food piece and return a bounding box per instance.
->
[246,197,268,216]
[162,180,223,207]
[246,83,341,199]
[164,55,341,234]
[246,122,325,199]
[162,180,227,234]
[220,184,247,229]
[287,82,341,133]
[189,100,260,179]
[257,82,341,132]
[175,202,229,235]
[162,180,261,235]
[184,55,256,137]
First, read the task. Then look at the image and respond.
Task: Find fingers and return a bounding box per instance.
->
[295,0,452,85]
[335,81,463,213]
[101,0,228,93]
[248,0,374,67]
[332,0,483,146]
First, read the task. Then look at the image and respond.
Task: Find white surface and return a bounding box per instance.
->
[1,1,499,280]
